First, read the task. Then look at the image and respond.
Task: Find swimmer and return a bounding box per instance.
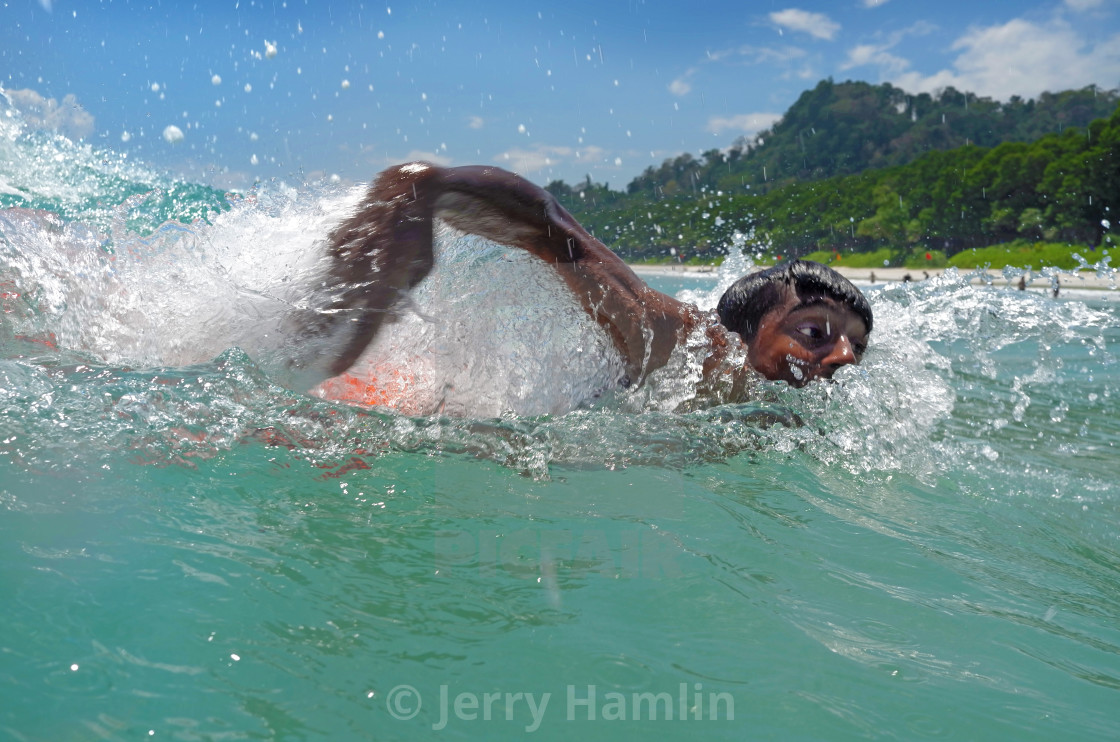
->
[302,162,872,406]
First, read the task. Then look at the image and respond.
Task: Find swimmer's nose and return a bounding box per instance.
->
[820,335,857,374]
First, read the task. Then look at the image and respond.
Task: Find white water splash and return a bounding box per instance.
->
[325,224,628,417]
[0,185,367,387]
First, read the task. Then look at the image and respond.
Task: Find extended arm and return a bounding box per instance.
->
[318,162,700,384]
[434,164,695,382]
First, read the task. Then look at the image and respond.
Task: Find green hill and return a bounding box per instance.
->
[620,79,1118,198]
[546,79,1119,266]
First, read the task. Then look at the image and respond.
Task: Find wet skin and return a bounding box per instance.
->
[311,162,871,403]
[747,293,869,387]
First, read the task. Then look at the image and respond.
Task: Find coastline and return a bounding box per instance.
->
[628,262,1119,292]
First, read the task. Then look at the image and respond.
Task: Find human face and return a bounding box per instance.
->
[746,293,869,387]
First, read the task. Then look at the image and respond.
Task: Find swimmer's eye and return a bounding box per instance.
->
[795,323,824,340]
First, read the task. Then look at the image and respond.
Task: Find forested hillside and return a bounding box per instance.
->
[545,80,1119,265]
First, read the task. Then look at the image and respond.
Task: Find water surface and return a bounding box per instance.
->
[2,99,1120,741]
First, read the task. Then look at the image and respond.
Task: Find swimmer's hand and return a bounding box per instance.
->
[307,163,444,377]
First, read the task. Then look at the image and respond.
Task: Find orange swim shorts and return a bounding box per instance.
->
[313,365,417,411]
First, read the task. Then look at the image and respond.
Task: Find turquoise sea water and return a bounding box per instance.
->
[3,98,1120,741]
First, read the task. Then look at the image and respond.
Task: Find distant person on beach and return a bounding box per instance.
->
[298,162,872,407]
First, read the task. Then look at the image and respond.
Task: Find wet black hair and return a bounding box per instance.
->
[715,260,873,341]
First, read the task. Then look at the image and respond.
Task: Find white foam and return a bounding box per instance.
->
[0,185,367,386]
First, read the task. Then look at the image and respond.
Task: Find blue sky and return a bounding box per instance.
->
[3,0,1119,190]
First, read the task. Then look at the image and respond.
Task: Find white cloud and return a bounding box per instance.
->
[769,9,840,41]
[669,45,808,98]
[668,73,694,96]
[467,115,484,130]
[5,88,95,139]
[496,144,575,175]
[843,44,879,68]
[709,45,813,72]
[862,0,892,7]
[706,45,808,66]
[840,21,935,76]
[891,18,1120,99]
[792,64,817,80]
[574,145,608,164]
[706,112,783,136]
[841,43,910,76]
[493,144,627,178]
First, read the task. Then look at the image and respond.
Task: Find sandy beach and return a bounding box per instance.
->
[629,262,1119,293]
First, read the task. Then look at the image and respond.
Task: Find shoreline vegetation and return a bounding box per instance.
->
[550,80,1118,275]
[625,237,1119,290]
[627,261,1118,292]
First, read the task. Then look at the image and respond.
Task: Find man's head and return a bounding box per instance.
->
[716,260,873,387]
